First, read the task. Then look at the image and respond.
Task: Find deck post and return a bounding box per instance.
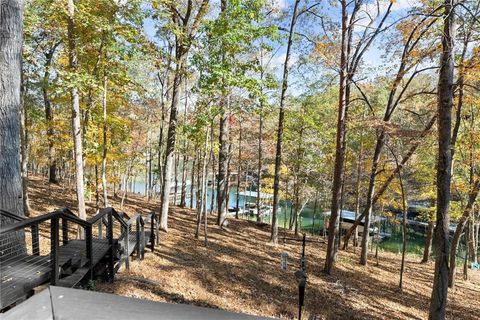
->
[31,224,40,255]
[86,225,93,280]
[155,213,159,245]
[140,216,145,260]
[50,216,60,285]
[150,212,155,252]
[62,217,69,245]
[136,216,141,259]
[124,225,130,270]
[98,219,103,239]
[108,210,114,282]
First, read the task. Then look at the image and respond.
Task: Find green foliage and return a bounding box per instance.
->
[193,0,277,102]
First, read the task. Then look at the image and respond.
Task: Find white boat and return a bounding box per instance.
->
[242,203,277,217]
[227,207,247,216]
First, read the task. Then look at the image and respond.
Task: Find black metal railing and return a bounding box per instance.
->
[0,207,159,310]
[1,209,91,285]
[113,210,147,270]
[0,207,156,297]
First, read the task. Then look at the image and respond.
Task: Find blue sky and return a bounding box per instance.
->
[141,0,421,96]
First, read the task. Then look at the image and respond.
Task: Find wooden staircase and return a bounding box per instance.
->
[0,207,158,310]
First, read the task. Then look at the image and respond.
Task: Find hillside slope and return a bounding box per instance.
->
[27,176,480,319]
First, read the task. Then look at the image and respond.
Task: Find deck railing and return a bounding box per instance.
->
[0,207,156,310]
[113,210,147,270]
[1,208,94,285]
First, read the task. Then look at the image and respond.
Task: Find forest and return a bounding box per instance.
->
[1,0,480,319]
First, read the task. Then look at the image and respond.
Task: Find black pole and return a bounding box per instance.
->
[297,233,306,319]
[301,233,306,271]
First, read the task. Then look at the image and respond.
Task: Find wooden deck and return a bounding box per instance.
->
[0,208,158,311]
[1,239,111,305]
[3,286,273,320]
[0,254,51,308]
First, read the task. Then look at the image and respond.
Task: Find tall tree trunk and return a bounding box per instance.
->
[180,156,188,207]
[217,98,229,226]
[270,0,300,243]
[190,156,196,209]
[429,1,455,317]
[158,100,166,196]
[147,133,153,201]
[112,161,118,198]
[353,139,363,247]
[145,129,151,199]
[159,57,184,231]
[289,194,294,230]
[225,142,232,210]
[210,148,216,213]
[312,195,318,235]
[235,122,242,219]
[325,0,348,273]
[256,111,263,223]
[469,216,476,264]
[448,179,480,288]
[463,224,469,280]
[102,73,108,207]
[174,153,179,204]
[20,62,31,216]
[43,45,59,184]
[0,8,25,274]
[216,0,229,227]
[288,183,294,229]
[392,149,408,290]
[94,164,99,209]
[203,165,209,247]
[243,165,249,214]
[338,175,346,251]
[445,21,474,284]
[195,159,202,238]
[422,220,435,263]
[180,78,189,208]
[196,129,209,239]
[67,0,86,223]
[0,0,24,217]
[294,186,299,235]
[360,135,384,265]
[475,219,479,263]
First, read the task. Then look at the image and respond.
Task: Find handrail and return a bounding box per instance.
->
[88,207,113,224]
[122,211,131,220]
[0,211,60,234]
[56,209,90,228]
[0,207,143,235]
[0,208,93,235]
[111,209,128,228]
[1,206,147,278]
[0,209,26,221]
[126,213,142,226]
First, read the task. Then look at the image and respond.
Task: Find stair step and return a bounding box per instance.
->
[72,257,88,269]
[57,267,90,288]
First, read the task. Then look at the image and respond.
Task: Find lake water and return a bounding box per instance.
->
[129,180,448,257]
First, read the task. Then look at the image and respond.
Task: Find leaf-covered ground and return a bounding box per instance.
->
[28,176,480,319]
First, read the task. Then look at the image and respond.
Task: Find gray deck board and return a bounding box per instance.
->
[2,286,274,320]
[0,239,112,309]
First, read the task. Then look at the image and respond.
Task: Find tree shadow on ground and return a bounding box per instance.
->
[28,176,480,319]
